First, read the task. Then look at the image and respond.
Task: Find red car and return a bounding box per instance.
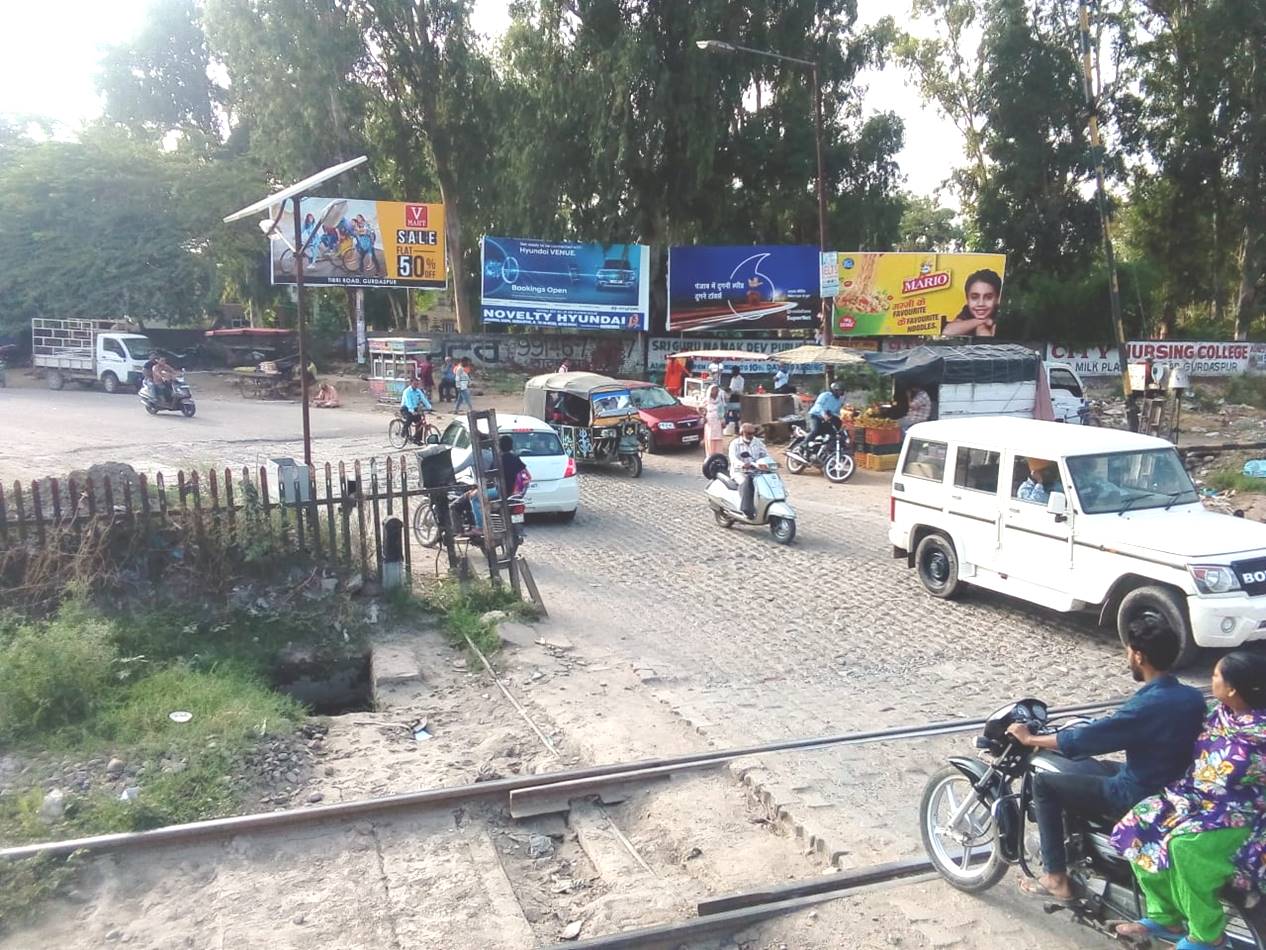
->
[621,380,705,452]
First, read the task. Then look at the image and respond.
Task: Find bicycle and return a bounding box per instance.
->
[388,412,439,449]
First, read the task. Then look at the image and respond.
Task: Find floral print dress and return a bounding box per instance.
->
[1111,704,1266,895]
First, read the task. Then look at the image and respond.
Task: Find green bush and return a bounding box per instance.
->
[1206,469,1266,494]
[0,613,117,740]
[1224,376,1266,410]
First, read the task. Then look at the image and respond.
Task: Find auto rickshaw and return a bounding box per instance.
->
[523,372,647,477]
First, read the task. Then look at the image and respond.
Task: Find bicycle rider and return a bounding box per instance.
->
[399,378,433,443]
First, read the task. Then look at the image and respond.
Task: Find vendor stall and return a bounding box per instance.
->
[367,336,436,403]
[861,343,1048,421]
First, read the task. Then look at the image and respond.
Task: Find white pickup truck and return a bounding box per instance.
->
[32,318,154,394]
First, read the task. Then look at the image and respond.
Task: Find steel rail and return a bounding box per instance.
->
[545,863,942,949]
[0,693,1137,862]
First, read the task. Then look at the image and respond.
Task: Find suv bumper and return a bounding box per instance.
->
[1188,594,1266,647]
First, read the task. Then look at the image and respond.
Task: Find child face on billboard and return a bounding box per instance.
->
[967,279,1000,323]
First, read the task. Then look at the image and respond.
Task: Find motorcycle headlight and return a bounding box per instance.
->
[1188,564,1241,595]
[657,421,676,430]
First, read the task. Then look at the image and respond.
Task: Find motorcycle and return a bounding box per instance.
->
[920,698,1265,948]
[785,417,855,483]
[139,376,196,418]
[703,454,797,544]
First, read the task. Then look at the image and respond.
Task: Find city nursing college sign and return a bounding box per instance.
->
[1047,341,1266,377]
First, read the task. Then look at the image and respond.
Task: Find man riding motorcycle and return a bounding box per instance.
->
[1004,615,1206,901]
[806,381,845,449]
[727,422,769,519]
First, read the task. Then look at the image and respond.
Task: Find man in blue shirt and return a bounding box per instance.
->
[399,379,432,444]
[1006,616,1205,901]
[805,381,845,447]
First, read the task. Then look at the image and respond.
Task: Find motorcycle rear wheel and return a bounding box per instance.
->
[920,766,1008,893]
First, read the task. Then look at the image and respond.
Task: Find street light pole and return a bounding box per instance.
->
[291,195,313,467]
[697,39,830,343]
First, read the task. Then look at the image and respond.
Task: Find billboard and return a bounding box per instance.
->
[268,197,446,289]
[1046,341,1266,378]
[480,237,650,331]
[831,252,1007,337]
[648,337,825,374]
[668,245,820,332]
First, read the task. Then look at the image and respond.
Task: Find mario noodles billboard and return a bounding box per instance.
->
[668,245,820,332]
[480,237,650,331]
[267,197,446,289]
[830,252,1008,337]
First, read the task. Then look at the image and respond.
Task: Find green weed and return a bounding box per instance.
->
[1206,469,1266,494]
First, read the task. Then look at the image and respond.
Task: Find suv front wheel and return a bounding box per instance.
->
[1116,585,1198,668]
[915,533,962,599]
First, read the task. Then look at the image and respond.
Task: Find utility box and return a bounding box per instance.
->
[272,457,312,504]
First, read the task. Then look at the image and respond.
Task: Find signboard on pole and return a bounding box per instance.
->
[830,252,1007,337]
[480,237,650,331]
[668,245,820,332]
[268,197,446,289]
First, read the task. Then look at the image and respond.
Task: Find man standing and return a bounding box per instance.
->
[727,422,769,519]
[439,357,456,402]
[897,385,932,433]
[772,365,795,394]
[416,354,435,401]
[1006,616,1205,901]
[728,365,745,396]
[454,358,474,413]
[558,358,571,374]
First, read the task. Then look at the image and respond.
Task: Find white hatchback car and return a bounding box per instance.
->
[889,417,1266,666]
[440,413,580,520]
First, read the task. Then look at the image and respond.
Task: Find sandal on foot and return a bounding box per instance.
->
[1111,919,1184,943]
[1176,937,1229,950]
[1016,875,1075,903]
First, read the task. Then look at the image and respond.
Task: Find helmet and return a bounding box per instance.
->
[829,381,845,396]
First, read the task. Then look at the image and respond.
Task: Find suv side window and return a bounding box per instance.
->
[953,447,1000,494]
[902,439,948,482]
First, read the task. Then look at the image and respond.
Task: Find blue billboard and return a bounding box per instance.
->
[668,245,821,332]
[480,237,650,331]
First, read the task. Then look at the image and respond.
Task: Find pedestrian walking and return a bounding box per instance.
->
[439,357,456,402]
[703,383,727,457]
[416,354,435,401]
[454,358,474,412]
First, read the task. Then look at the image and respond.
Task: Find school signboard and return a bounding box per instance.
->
[267,197,446,289]
[480,237,650,331]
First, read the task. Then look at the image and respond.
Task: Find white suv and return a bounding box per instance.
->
[888,417,1266,666]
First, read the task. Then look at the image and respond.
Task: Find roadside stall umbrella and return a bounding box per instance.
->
[223,156,368,467]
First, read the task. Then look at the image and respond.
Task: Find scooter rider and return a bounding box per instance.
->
[1004,615,1205,901]
[728,422,769,519]
[806,381,846,448]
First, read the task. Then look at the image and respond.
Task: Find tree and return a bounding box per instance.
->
[898,195,964,251]
[0,130,223,335]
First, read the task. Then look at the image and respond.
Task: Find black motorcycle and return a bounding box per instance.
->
[785,417,855,484]
[920,698,1265,948]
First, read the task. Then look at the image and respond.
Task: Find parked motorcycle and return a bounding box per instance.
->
[703,454,797,544]
[139,376,196,417]
[920,698,1265,948]
[413,486,526,552]
[785,418,855,483]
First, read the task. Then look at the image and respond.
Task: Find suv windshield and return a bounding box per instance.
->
[627,386,677,410]
[1066,448,1198,514]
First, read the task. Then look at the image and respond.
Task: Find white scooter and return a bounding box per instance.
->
[704,454,797,544]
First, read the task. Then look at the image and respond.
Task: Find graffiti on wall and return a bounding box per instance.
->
[436,334,644,376]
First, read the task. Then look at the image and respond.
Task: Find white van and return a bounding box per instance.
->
[888,417,1266,665]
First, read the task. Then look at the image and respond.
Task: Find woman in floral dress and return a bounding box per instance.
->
[1111,651,1266,949]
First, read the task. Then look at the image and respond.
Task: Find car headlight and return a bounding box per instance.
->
[657,421,676,430]
[1188,564,1242,595]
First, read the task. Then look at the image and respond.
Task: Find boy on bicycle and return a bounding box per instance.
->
[400,379,433,443]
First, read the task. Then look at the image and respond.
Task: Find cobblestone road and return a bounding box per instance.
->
[521,446,1218,949]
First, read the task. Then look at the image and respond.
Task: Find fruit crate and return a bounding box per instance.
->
[864,425,903,447]
[861,452,898,472]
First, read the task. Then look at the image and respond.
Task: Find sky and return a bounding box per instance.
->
[4,0,963,202]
